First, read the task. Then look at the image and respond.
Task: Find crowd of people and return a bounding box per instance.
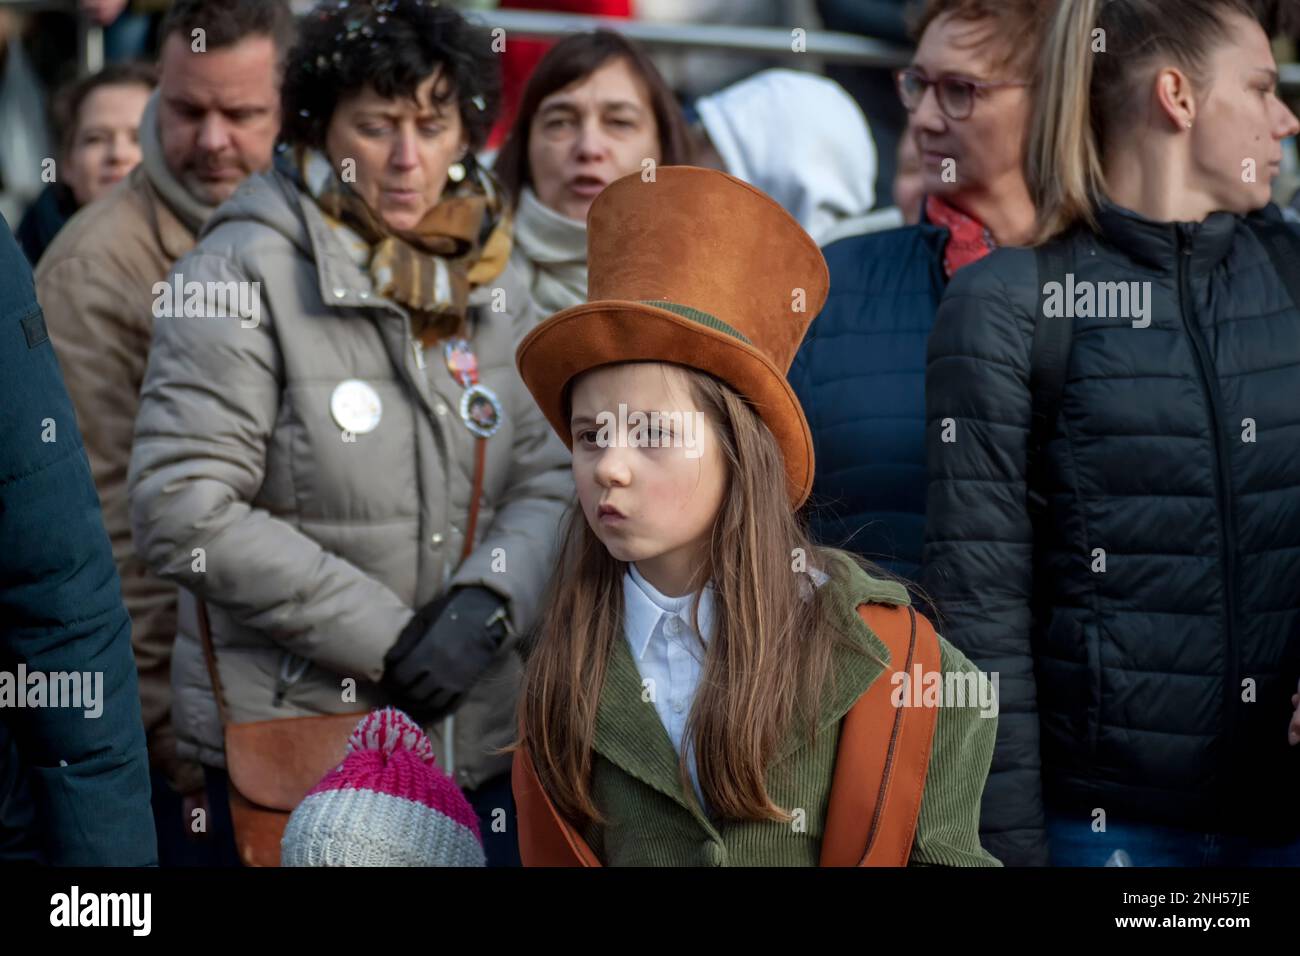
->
[3,0,1300,870]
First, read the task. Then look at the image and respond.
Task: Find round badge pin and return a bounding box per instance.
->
[330,379,383,434]
[460,383,504,438]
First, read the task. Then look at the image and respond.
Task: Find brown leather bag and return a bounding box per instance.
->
[512,602,942,866]
[201,434,490,867]
[197,600,364,867]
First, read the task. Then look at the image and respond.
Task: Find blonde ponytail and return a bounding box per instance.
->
[1028,0,1260,244]
[1029,0,1105,243]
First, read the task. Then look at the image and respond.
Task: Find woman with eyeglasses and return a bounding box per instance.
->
[789,0,1051,612]
[924,0,1300,868]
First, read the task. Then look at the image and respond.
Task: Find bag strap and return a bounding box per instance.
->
[512,745,602,867]
[821,602,942,866]
[196,597,231,729]
[1028,239,1074,519]
[1247,217,1300,314]
[461,437,486,564]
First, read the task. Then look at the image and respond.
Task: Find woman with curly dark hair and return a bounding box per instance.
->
[129,0,572,866]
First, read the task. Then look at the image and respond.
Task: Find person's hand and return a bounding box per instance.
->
[1289,677,1300,746]
[80,0,130,27]
[381,586,512,721]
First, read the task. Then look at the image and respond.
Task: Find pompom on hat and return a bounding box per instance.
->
[280,708,485,867]
[514,165,829,507]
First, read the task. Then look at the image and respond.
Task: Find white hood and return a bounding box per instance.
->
[696,69,878,246]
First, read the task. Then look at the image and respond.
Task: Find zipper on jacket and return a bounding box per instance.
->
[272,653,311,708]
[1174,227,1240,765]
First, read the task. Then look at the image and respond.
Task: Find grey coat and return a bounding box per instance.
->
[128,168,573,790]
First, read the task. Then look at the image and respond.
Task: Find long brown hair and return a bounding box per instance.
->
[1029,0,1260,242]
[513,365,887,826]
[494,30,691,209]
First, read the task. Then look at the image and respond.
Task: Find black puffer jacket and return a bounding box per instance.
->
[922,202,1300,866]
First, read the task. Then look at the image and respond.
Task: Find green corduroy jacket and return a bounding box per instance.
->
[577,554,1002,866]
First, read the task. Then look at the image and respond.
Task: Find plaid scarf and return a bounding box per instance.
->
[295,147,513,344]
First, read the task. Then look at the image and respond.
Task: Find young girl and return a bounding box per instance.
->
[512,165,1000,866]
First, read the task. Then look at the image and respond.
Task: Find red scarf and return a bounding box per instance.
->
[925,194,997,278]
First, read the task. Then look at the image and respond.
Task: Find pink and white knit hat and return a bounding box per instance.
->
[280,708,485,867]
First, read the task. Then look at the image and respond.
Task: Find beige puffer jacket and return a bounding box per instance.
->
[128,167,573,791]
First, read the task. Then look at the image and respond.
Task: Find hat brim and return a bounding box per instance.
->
[516,300,814,508]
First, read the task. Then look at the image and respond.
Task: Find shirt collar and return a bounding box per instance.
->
[622,564,716,662]
[620,564,831,662]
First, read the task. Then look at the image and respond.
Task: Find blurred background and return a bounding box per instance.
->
[3,0,1300,235]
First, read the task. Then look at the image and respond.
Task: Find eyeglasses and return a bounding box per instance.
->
[895,68,1029,121]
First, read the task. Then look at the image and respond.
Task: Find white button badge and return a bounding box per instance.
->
[330,379,383,435]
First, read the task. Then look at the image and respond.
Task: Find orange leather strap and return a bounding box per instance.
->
[512,746,601,867]
[460,436,486,564]
[821,603,941,866]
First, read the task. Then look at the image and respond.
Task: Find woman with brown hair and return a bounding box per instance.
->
[923,0,1300,865]
[15,61,156,265]
[493,30,689,317]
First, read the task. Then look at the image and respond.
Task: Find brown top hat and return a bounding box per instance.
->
[515,165,829,507]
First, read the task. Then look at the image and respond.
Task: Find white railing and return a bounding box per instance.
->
[458,9,911,69]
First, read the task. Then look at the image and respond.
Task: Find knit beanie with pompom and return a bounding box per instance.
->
[280,707,485,866]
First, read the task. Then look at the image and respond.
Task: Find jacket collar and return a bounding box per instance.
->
[295,182,390,314]
[1094,199,1239,275]
[591,555,909,819]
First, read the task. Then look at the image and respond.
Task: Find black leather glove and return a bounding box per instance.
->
[381,586,512,721]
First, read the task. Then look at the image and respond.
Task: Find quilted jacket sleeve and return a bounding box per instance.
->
[920,249,1049,866]
[129,249,414,684]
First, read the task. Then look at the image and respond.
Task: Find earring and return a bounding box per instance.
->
[448,161,467,183]
[1186,120,1193,129]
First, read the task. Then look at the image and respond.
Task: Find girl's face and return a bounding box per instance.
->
[569,362,727,597]
[1187,12,1299,214]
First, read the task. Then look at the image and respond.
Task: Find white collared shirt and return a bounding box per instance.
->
[620,563,829,813]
